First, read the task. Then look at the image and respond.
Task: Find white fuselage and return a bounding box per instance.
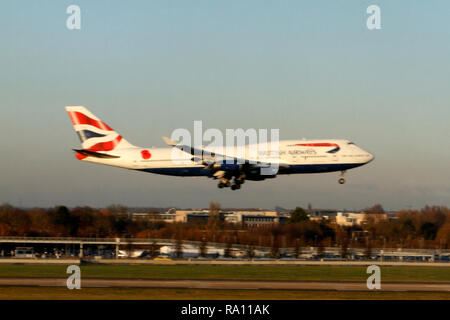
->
[78,139,374,178]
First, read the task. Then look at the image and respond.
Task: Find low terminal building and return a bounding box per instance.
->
[132,208,389,227]
[224,210,290,227]
[336,212,388,226]
[132,209,289,227]
[306,209,338,222]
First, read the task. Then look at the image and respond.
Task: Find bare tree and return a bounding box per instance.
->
[364,204,385,214]
[340,238,349,259]
[364,238,373,260]
[316,241,325,260]
[199,237,207,257]
[270,235,280,259]
[125,235,133,258]
[149,240,158,259]
[224,237,233,258]
[207,201,220,242]
[174,238,183,259]
[246,244,255,260]
[294,238,302,259]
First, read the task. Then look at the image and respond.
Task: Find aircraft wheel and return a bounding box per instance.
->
[218,182,225,188]
[231,185,237,190]
[338,178,345,184]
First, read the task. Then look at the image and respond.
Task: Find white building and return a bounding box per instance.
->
[336,212,387,226]
[133,209,287,226]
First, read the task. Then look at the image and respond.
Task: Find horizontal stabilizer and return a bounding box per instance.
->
[73,149,120,159]
[162,136,178,146]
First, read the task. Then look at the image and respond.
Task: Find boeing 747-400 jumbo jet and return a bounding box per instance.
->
[65,106,374,190]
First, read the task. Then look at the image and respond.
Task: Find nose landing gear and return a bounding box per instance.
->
[338,171,346,184]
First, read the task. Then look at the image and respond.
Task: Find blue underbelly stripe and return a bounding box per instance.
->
[136,163,365,176]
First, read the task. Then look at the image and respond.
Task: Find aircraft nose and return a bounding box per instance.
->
[367,152,375,163]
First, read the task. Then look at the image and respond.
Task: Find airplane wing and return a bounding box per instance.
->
[162,136,278,166]
[162,136,286,183]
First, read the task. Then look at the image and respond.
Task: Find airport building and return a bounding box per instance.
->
[336,212,388,226]
[133,208,390,227]
[224,210,290,227]
[306,209,338,222]
[132,209,289,227]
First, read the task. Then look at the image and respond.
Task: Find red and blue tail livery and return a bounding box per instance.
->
[65,106,134,159]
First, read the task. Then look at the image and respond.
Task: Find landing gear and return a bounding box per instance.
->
[216,174,246,190]
[236,173,246,184]
[217,178,244,190]
[338,171,346,184]
[218,178,231,188]
[231,174,245,190]
[231,183,241,190]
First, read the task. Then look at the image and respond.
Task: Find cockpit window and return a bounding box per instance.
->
[347,142,354,145]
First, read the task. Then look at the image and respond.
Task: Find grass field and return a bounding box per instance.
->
[0,287,449,300]
[0,264,448,282]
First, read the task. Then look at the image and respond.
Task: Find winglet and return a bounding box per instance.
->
[162,136,178,146]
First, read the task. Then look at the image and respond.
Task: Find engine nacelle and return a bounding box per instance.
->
[213,170,226,179]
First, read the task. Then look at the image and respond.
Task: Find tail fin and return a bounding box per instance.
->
[65,106,135,152]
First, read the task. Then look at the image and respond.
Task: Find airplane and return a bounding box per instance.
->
[65,106,374,190]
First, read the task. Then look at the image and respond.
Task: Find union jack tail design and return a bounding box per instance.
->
[65,106,134,159]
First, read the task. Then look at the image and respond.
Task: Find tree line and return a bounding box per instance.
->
[0,203,448,249]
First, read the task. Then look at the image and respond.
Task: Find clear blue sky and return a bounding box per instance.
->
[1,1,449,210]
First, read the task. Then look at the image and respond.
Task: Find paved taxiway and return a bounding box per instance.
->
[0,278,449,291]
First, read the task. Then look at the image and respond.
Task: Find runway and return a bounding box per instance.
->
[1,258,449,267]
[1,278,449,292]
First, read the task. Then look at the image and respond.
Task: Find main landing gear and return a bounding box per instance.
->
[231,184,241,190]
[218,179,231,189]
[217,175,245,190]
[338,171,346,184]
